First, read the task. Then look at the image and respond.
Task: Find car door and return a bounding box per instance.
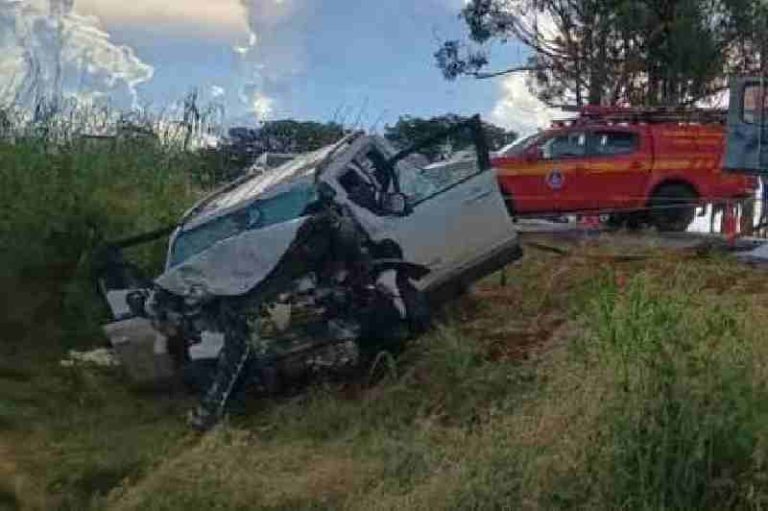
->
[725,77,768,174]
[388,154,516,286]
[325,132,516,288]
[538,129,589,212]
[492,132,557,215]
[577,128,651,211]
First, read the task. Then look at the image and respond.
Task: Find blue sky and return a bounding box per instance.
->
[1,0,555,134]
[107,0,530,129]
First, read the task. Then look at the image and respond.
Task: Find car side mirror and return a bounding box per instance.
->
[382,192,410,216]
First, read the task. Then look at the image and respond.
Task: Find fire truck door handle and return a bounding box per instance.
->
[630,161,643,170]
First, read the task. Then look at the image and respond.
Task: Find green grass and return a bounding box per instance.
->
[9,245,768,510]
[0,107,217,359]
[0,103,218,509]
[103,254,768,511]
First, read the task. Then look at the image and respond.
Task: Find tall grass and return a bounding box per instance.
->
[97,256,768,510]
[0,97,220,355]
[585,272,768,509]
[441,263,768,510]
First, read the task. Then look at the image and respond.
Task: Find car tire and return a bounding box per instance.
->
[649,184,697,232]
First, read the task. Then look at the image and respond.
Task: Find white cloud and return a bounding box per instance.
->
[481,3,566,135]
[1,0,153,107]
[249,91,273,120]
[489,74,562,136]
[210,85,225,99]
[73,0,249,42]
[230,0,315,120]
[238,0,307,77]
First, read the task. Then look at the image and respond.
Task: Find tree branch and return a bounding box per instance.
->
[470,64,551,79]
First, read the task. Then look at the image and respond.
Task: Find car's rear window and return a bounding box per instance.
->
[543,131,587,159]
[590,131,638,156]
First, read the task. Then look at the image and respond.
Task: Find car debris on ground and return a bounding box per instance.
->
[95,116,522,431]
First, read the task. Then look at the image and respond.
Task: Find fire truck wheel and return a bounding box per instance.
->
[649,184,697,232]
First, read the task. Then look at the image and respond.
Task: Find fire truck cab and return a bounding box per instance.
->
[493,106,757,231]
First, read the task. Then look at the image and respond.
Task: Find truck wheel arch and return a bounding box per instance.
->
[648,179,700,203]
[647,180,699,232]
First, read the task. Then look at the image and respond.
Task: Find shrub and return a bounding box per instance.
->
[0,103,210,353]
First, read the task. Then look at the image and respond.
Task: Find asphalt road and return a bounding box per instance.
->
[514,218,767,258]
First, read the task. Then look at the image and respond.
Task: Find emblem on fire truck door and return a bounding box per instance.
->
[546,169,564,190]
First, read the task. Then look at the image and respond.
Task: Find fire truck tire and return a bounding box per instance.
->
[649,184,697,232]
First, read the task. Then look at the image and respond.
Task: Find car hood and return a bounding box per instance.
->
[155,217,308,297]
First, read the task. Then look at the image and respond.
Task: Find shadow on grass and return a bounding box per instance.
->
[0,367,31,383]
[0,489,19,511]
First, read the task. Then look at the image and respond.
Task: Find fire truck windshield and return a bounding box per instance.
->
[497,132,544,157]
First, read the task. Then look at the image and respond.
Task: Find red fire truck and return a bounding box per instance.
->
[492,106,757,231]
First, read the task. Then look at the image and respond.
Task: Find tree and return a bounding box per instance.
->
[437,0,768,107]
[724,0,768,75]
[198,120,345,184]
[228,119,345,155]
[384,114,517,160]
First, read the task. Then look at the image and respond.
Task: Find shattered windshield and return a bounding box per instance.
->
[169,182,317,267]
[395,153,483,204]
[389,120,491,204]
[395,160,442,203]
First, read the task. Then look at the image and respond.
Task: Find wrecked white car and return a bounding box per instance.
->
[98,116,521,430]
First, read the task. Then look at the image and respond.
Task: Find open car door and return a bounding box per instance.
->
[387,116,519,292]
[325,116,520,300]
[725,76,768,174]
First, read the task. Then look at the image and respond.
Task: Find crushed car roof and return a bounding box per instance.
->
[180,133,361,229]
